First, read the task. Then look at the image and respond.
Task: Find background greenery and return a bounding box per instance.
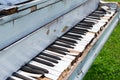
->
[83,0,120,80]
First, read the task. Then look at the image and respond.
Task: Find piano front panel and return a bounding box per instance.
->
[0,0,100,80]
[6,2,119,80]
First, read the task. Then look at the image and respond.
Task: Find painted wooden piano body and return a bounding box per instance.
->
[0,0,120,80]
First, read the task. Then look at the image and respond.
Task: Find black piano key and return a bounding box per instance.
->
[87,16,100,20]
[12,72,33,80]
[26,63,49,73]
[41,52,61,60]
[63,34,81,40]
[21,66,44,74]
[93,11,106,15]
[51,45,69,52]
[55,42,74,48]
[77,23,93,27]
[90,13,104,17]
[81,20,96,24]
[38,55,58,63]
[33,58,55,67]
[71,28,88,35]
[80,21,95,25]
[72,27,88,32]
[67,32,83,38]
[47,46,67,55]
[6,77,15,80]
[75,25,92,29]
[78,21,94,26]
[86,15,101,18]
[62,35,82,43]
[74,27,89,32]
[94,11,106,14]
[57,38,76,46]
[61,37,77,44]
[77,26,92,30]
[96,8,106,13]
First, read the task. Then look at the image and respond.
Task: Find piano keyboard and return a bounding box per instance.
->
[7,5,116,80]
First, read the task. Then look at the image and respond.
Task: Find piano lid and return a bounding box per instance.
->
[0,0,32,5]
[0,0,89,11]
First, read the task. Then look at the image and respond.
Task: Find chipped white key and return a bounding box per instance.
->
[17,71,39,80]
[9,76,23,80]
[18,70,58,80]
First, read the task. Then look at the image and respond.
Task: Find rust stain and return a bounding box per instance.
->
[62,26,68,32]
[0,7,17,15]
[118,2,120,7]
[31,5,37,12]
[54,29,56,32]
[46,29,50,35]
[38,77,52,80]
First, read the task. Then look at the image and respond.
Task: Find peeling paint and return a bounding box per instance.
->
[46,29,50,35]
[54,29,56,32]
[31,5,37,12]
[62,26,68,32]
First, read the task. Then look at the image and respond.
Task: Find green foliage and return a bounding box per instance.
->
[104,0,120,2]
[83,21,120,80]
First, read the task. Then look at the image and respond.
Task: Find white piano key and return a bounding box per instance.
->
[73,44,86,52]
[29,61,61,76]
[16,71,37,80]
[82,33,95,41]
[45,74,58,80]
[18,70,58,80]
[101,16,111,20]
[63,54,75,61]
[101,6,110,10]
[9,76,23,80]
[41,58,72,72]
[86,17,108,23]
[30,61,72,79]
[104,10,115,17]
[76,40,89,46]
[54,60,71,71]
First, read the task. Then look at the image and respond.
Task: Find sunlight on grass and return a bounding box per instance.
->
[104,0,120,2]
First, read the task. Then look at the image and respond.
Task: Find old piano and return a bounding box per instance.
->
[0,0,120,80]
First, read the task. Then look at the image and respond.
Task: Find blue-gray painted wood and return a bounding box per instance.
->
[0,0,99,50]
[67,3,120,80]
[0,0,99,79]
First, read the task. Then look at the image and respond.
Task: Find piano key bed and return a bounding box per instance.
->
[6,4,117,80]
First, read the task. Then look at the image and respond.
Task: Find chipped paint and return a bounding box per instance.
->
[31,5,37,12]
[46,29,50,35]
[62,26,68,32]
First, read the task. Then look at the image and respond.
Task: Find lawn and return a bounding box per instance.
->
[83,0,120,80]
[104,0,120,2]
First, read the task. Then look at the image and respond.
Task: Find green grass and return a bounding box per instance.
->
[83,0,120,79]
[104,0,120,2]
